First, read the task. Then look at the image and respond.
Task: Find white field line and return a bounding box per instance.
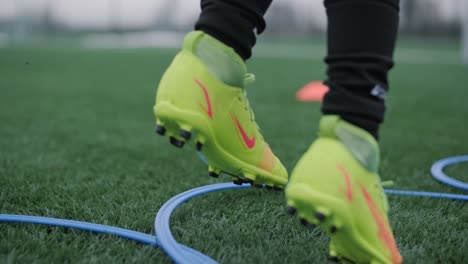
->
[82,33,462,65]
[254,43,462,65]
[0,33,8,47]
[83,31,185,49]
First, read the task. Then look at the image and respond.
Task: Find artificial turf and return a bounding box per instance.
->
[1,39,467,263]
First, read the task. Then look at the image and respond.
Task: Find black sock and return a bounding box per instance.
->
[195,0,272,60]
[322,0,400,139]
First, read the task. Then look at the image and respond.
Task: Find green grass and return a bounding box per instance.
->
[1,40,468,264]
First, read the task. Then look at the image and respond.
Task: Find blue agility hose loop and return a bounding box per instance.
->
[0,214,158,246]
[1,155,467,263]
[384,189,468,201]
[430,155,468,191]
[154,183,249,264]
[0,214,205,258]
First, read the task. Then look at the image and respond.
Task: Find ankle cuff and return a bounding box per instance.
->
[183,31,246,87]
[319,115,380,172]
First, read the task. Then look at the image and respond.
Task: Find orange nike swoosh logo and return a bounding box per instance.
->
[337,164,353,201]
[194,78,213,119]
[231,113,256,149]
[359,184,402,264]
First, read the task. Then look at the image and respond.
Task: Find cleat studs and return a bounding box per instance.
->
[286,206,297,215]
[243,178,254,184]
[252,184,262,189]
[233,179,243,185]
[196,141,203,151]
[155,125,166,136]
[299,218,315,228]
[314,212,326,222]
[273,186,283,191]
[330,225,337,234]
[179,129,192,140]
[169,136,184,148]
[195,136,206,152]
[208,171,219,178]
[208,166,221,178]
[242,171,257,183]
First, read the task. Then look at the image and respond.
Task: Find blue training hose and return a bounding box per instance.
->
[1,155,467,263]
[0,214,208,260]
[155,182,250,264]
[431,155,468,191]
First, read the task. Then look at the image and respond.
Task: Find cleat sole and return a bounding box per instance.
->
[154,101,288,187]
[285,184,383,264]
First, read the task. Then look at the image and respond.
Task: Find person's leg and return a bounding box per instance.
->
[323,0,399,139]
[153,0,288,188]
[196,0,272,60]
[286,0,402,263]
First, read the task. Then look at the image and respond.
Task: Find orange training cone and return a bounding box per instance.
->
[296,81,329,102]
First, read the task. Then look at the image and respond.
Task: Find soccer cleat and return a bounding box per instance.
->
[285,116,402,264]
[153,31,288,188]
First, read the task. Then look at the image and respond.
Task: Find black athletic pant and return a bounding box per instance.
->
[195,0,400,139]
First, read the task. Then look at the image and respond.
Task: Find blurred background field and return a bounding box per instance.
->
[1,0,468,263]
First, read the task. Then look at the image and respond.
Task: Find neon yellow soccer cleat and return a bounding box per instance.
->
[153,31,288,189]
[285,116,402,264]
